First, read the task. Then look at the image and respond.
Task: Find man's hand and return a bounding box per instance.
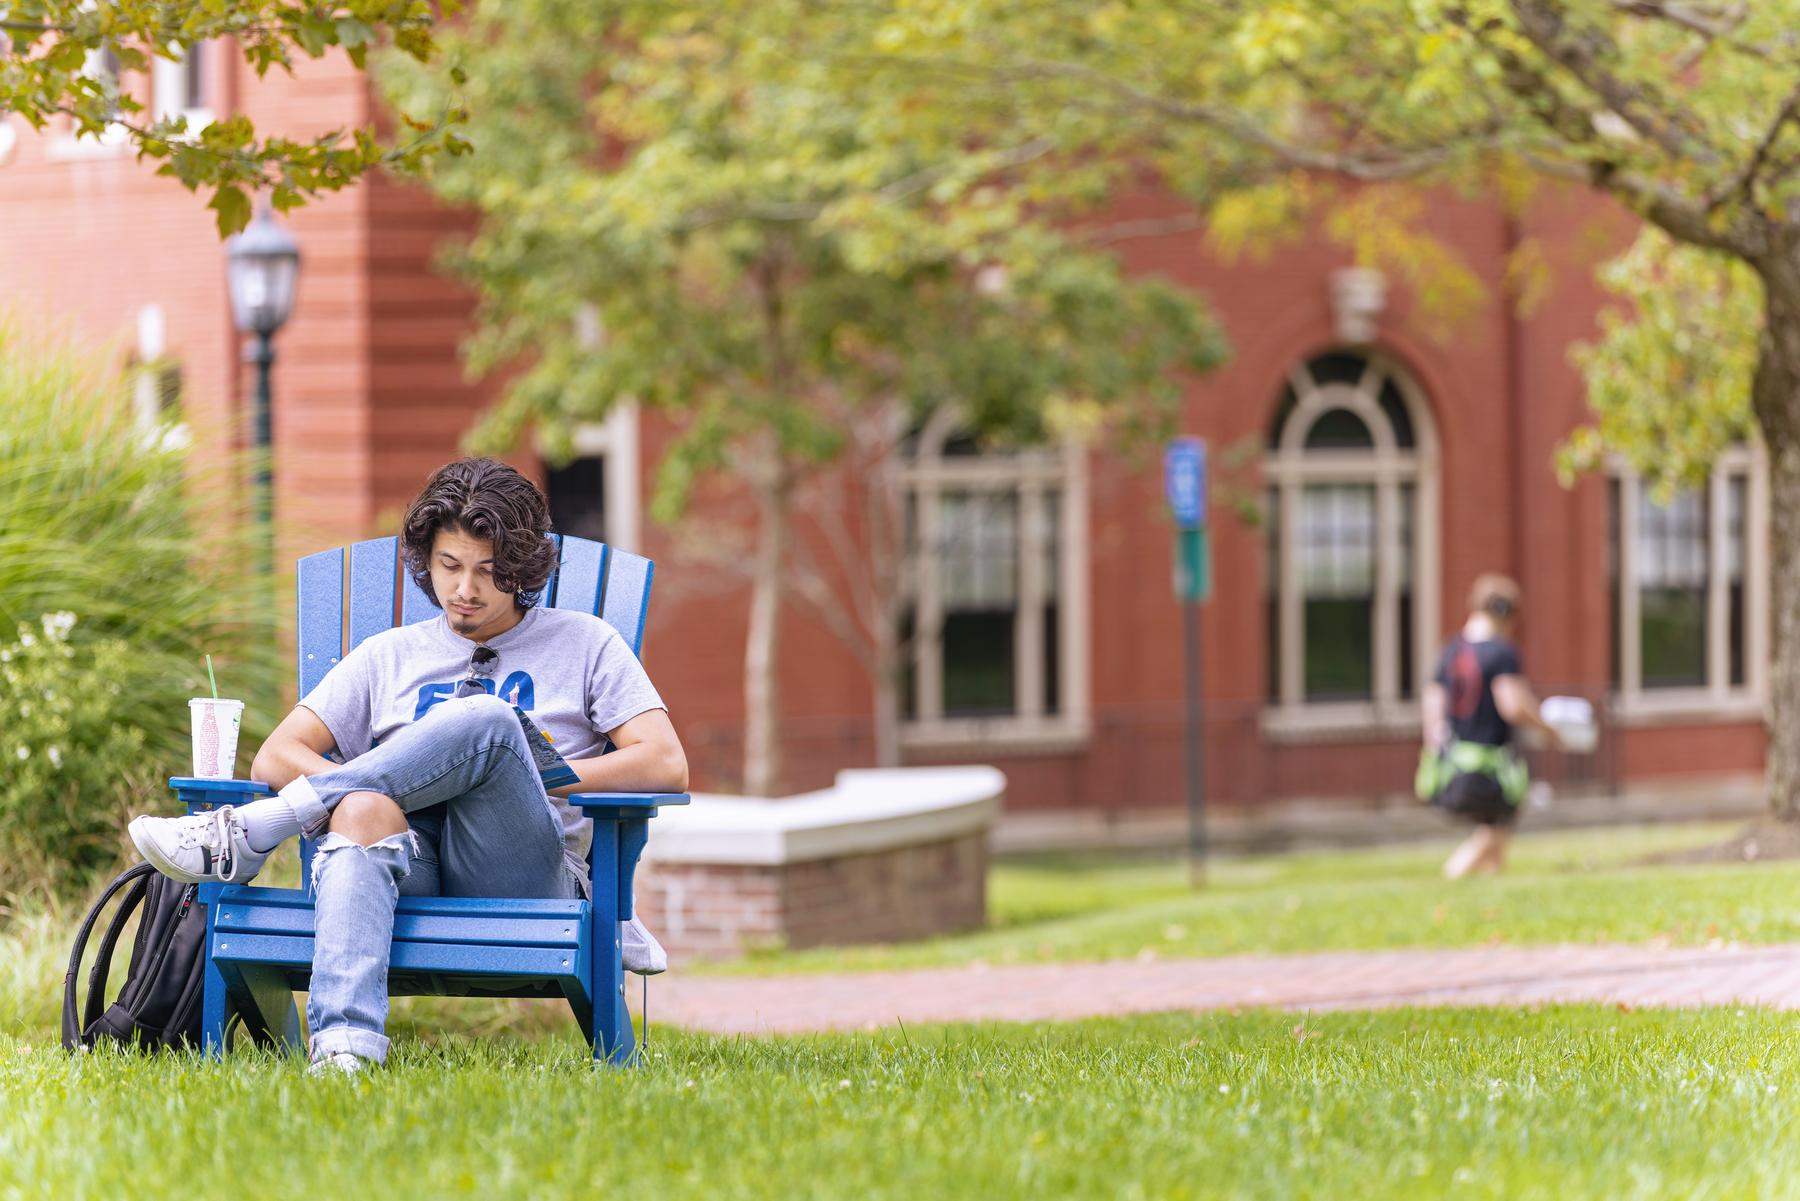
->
[1494,675,1564,752]
[249,706,341,791]
[1421,682,1449,751]
[552,708,689,797]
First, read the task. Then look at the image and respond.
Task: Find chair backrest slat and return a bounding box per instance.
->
[347,537,399,650]
[540,533,564,610]
[296,548,346,696]
[549,536,607,618]
[398,559,436,626]
[298,535,653,687]
[600,550,653,656]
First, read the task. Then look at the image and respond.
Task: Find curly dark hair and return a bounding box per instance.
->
[401,458,556,611]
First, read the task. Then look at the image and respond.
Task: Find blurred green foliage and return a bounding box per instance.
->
[1562,230,1761,495]
[0,317,282,903]
[380,0,1228,518]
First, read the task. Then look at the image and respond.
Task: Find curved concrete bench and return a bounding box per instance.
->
[636,767,1005,960]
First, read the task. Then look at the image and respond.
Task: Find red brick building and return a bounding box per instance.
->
[0,48,1768,819]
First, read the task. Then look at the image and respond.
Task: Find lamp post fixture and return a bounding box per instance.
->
[225,206,301,552]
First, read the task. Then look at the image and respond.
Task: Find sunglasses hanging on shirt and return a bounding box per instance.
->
[454,646,499,698]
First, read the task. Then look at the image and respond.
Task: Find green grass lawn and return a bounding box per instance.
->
[6,1007,1800,1200]
[724,821,1800,974]
[8,823,1800,1198]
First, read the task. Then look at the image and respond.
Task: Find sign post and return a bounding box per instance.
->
[1164,438,1210,887]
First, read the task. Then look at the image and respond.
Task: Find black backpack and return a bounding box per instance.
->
[61,862,272,1053]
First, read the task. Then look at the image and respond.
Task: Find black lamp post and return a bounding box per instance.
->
[225,206,301,549]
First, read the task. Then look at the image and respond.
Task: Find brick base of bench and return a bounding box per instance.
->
[635,830,987,961]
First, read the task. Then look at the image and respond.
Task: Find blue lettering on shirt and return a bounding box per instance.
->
[414,671,536,720]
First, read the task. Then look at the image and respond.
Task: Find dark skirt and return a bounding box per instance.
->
[1433,771,1519,827]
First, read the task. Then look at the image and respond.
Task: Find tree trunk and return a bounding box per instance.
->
[866,435,906,769]
[1752,259,1800,820]
[742,469,789,797]
[871,612,902,767]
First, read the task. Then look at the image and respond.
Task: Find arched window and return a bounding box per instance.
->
[898,407,1090,748]
[1265,350,1439,728]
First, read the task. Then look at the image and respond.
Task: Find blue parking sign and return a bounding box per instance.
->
[1164,438,1206,529]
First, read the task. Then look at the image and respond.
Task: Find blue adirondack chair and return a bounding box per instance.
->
[167,534,688,1065]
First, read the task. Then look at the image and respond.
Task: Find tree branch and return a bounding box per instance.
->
[782,530,878,674]
[1523,148,1767,255]
[674,136,1056,231]
[1708,81,1800,213]
[1508,0,1723,166]
[1608,0,1792,63]
[1077,214,1210,246]
[0,20,71,35]
[991,54,1484,182]
[797,464,882,642]
[1613,0,1744,37]
[1454,7,1769,257]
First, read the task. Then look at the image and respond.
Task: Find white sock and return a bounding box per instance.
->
[236,796,304,853]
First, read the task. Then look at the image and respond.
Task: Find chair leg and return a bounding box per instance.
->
[233,965,305,1053]
[200,885,229,1059]
[587,819,635,1066]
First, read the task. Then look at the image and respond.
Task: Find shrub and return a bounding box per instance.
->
[0,317,283,903]
[0,614,157,896]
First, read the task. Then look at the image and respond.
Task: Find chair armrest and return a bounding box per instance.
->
[168,777,275,813]
[566,792,689,813]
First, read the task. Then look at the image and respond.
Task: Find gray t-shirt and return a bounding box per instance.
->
[298,605,666,863]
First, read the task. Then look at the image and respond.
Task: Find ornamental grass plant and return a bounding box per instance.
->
[0,315,283,904]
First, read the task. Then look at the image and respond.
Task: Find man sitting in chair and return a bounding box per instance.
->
[127,457,689,1074]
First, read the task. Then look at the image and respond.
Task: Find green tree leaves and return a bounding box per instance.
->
[382,0,1227,514]
[1,1,468,234]
[1561,229,1761,495]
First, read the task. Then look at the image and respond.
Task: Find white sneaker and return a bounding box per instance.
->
[307,1051,368,1077]
[621,915,667,975]
[128,805,269,885]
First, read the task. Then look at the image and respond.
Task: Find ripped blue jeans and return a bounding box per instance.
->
[275,693,583,1063]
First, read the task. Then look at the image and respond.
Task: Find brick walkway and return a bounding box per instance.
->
[651,943,1800,1034]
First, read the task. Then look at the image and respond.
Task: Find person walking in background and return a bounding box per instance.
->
[1417,574,1564,878]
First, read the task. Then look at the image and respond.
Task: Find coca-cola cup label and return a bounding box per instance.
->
[189,698,244,779]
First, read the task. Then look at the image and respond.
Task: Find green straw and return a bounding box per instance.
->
[205,654,219,700]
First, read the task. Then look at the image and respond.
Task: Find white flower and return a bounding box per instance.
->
[17,630,33,648]
[40,612,76,639]
[14,746,26,760]
[47,747,62,768]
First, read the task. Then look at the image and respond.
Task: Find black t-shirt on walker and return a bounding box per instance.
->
[1434,636,1522,748]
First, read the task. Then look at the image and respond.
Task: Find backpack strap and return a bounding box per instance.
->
[62,863,155,1052]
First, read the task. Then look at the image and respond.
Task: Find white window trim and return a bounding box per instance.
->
[563,401,642,553]
[897,407,1091,750]
[152,46,214,133]
[48,45,130,159]
[1262,352,1440,736]
[1611,446,1769,726]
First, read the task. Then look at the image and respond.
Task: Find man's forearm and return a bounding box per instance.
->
[1421,685,1447,748]
[250,740,340,791]
[551,742,688,797]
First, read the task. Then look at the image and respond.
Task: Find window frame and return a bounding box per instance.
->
[897,405,1091,752]
[47,43,130,159]
[554,401,642,553]
[1263,352,1440,739]
[152,42,215,132]
[1611,445,1769,724]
